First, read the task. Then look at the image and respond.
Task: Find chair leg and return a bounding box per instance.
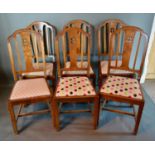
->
[93,76,96,87]
[52,99,60,131]
[52,78,56,92]
[50,99,56,128]
[8,102,18,134]
[99,75,102,89]
[133,103,144,135]
[93,96,100,129]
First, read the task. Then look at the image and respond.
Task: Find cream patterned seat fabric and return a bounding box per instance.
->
[10,78,51,101]
[100,75,143,100]
[62,61,94,75]
[56,76,96,97]
[100,60,133,75]
[22,63,53,77]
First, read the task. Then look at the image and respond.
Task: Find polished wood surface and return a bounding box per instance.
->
[8,29,46,81]
[97,19,126,58]
[108,26,148,79]
[97,19,127,87]
[7,29,52,134]
[27,21,57,87]
[55,27,92,77]
[27,21,57,61]
[100,26,148,135]
[63,20,96,85]
[53,27,99,131]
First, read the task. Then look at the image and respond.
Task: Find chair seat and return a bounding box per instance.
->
[100,60,133,75]
[10,78,51,101]
[56,76,96,97]
[100,75,143,100]
[62,61,94,75]
[22,63,53,77]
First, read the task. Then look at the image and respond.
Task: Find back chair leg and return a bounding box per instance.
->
[93,76,96,87]
[133,102,144,135]
[8,102,18,134]
[51,99,56,128]
[93,96,100,129]
[52,99,60,131]
[99,75,102,88]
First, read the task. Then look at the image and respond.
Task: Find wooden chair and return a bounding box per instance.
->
[27,21,57,87]
[63,19,96,85]
[7,29,52,134]
[99,26,148,134]
[52,27,99,130]
[97,19,133,87]
[63,19,93,35]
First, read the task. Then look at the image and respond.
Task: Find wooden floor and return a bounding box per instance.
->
[1,80,155,141]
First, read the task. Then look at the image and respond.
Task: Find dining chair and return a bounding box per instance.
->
[97,19,134,87]
[52,27,99,130]
[7,29,52,134]
[27,21,57,88]
[63,19,96,86]
[99,26,148,134]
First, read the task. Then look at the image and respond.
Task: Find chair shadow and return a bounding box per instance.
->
[60,116,77,130]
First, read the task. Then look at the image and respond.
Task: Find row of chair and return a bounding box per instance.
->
[7,19,148,135]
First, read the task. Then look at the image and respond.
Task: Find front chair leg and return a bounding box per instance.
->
[93,76,96,87]
[52,99,60,131]
[51,99,56,128]
[133,102,144,135]
[8,102,18,134]
[93,96,100,129]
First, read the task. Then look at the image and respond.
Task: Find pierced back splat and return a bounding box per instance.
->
[63,19,93,56]
[7,29,46,81]
[55,27,91,77]
[97,19,126,59]
[108,26,148,78]
[27,21,57,62]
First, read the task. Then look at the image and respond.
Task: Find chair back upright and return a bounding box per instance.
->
[97,19,126,61]
[27,21,57,62]
[108,26,148,79]
[7,29,46,81]
[63,19,93,56]
[55,27,91,78]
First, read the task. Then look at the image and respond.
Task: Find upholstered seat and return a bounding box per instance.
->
[100,60,133,75]
[10,78,51,101]
[100,75,143,100]
[62,61,94,75]
[22,63,53,77]
[56,76,96,97]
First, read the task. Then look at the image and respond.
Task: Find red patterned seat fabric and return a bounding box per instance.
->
[56,76,96,97]
[100,75,143,100]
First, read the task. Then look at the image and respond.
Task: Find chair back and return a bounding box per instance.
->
[55,27,91,77]
[97,19,126,60]
[27,21,57,62]
[108,26,148,79]
[7,29,46,81]
[63,19,93,56]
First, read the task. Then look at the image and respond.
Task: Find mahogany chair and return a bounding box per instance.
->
[27,21,57,87]
[63,19,96,85]
[99,26,148,134]
[52,27,99,130]
[97,19,134,87]
[7,29,52,134]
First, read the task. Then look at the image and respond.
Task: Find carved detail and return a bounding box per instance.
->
[70,37,76,44]
[126,36,134,43]
[110,28,115,33]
